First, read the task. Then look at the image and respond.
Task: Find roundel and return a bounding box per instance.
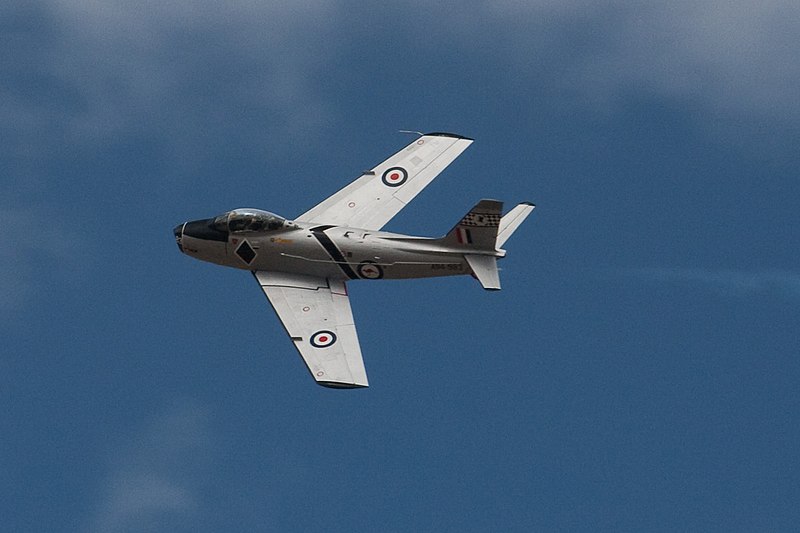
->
[381,166,408,187]
[357,261,384,280]
[310,330,337,348]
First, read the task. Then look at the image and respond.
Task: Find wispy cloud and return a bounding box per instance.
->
[4,0,340,174]
[49,0,338,130]
[5,0,798,175]
[446,1,800,120]
[618,267,800,298]
[0,204,87,313]
[90,400,213,533]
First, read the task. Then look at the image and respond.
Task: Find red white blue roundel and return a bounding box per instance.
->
[381,166,408,187]
[358,261,383,279]
[310,330,337,348]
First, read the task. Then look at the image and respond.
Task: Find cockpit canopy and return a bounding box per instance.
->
[211,209,286,233]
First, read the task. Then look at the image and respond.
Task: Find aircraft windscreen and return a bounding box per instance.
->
[212,209,285,233]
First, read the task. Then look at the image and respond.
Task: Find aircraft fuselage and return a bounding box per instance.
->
[174,217,501,282]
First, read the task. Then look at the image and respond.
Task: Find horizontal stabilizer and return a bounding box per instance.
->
[496,202,535,247]
[465,254,501,290]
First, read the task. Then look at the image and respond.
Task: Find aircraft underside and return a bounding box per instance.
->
[174,132,534,388]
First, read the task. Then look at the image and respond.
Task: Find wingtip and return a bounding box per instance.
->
[317,381,369,389]
[423,131,474,141]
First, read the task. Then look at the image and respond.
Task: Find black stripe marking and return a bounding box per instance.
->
[310,225,359,279]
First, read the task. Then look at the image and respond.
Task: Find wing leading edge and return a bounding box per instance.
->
[297,132,473,230]
[253,271,368,388]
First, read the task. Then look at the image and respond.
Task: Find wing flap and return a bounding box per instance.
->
[254,271,368,388]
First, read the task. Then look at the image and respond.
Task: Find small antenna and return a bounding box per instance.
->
[398,129,424,137]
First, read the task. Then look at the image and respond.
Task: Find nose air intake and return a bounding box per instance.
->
[173,223,185,252]
[182,218,229,242]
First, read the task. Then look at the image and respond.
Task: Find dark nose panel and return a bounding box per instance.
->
[183,218,229,242]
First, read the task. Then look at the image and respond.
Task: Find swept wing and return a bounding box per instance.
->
[296,132,473,230]
[253,271,368,388]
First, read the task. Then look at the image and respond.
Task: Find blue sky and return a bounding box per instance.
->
[3,1,800,531]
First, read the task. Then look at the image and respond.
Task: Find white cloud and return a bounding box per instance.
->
[90,400,213,533]
[619,267,800,299]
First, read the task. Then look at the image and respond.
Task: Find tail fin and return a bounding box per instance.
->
[438,200,534,291]
[497,202,535,247]
[440,199,503,251]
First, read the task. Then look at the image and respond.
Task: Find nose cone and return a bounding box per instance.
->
[173,223,185,252]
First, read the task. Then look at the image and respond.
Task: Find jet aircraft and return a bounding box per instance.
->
[174,132,534,388]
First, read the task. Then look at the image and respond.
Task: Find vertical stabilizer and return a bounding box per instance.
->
[440,199,503,251]
[464,254,501,290]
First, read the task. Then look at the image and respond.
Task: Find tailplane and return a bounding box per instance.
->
[497,202,535,247]
[436,199,535,291]
[439,199,504,290]
[464,254,501,290]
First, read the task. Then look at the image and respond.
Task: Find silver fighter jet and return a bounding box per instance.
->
[174,132,534,388]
